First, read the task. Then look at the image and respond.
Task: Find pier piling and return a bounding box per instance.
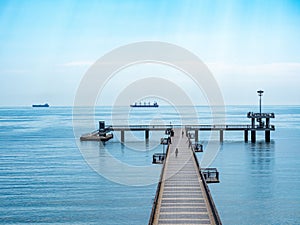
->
[251,130,256,143]
[220,130,224,142]
[145,129,149,140]
[121,130,125,143]
[265,130,270,142]
[195,129,199,142]
[244,130,248,142]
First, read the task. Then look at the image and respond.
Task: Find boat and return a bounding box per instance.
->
[130,101,159,107]
[32,103,49,107]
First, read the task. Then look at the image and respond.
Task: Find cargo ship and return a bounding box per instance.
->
[32,103,49,107]
[130,102,159,107]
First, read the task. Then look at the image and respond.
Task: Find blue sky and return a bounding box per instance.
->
[0,0,300,106]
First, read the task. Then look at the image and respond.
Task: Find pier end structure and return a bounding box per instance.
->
[247,90,275,143]
[247,112,275,142]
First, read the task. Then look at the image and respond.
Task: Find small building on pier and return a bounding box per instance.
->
[246,90,275,142]
[247,112,275,142]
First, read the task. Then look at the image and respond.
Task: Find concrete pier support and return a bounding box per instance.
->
[244,130,248,142]
[265,130,270,142]
[121,130,125,143]
[145,129,149,140]
[251,130,256,143]
[195,130,199,142]
[251,118,255,128]
[266,118,270,128]
[220,130,224,142]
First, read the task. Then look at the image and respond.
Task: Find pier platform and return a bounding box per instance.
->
[81,109,275,143]
[80,130,113,142]
[149,129,221,225]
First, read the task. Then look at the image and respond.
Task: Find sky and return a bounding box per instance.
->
[0,0,300,106]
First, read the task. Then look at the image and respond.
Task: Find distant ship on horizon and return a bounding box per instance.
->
[32,103,49,108]
[130,101,159,108]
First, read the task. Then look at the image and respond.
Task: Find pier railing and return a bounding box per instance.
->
[104,124,275,131]
[192,150,222,225]
[185,124,275,130]
[201,168,220,183]
[108,124,179,131]
[148,144,170,225]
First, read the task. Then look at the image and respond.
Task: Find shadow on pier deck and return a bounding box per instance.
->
[149,128,222,225]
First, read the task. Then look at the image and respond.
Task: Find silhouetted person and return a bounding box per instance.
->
[175,148,178,157]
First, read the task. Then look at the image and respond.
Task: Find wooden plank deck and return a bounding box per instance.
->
[150,129,221,225]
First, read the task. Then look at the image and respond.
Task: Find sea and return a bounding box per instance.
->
[0,105,299,225]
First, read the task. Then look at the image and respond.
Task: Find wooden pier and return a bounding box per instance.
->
[148,128,221,225]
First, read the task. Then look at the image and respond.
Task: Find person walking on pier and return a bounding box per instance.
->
[182,130,184,137]
[175,148,178,157]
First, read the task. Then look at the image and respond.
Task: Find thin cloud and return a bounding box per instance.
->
[207,62,300,76]
[62,61,93,67]
[0,69,28,74]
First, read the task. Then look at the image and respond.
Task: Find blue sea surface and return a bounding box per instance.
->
[0,106,299,224]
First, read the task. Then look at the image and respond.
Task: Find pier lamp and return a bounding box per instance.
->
[257,90,264,114]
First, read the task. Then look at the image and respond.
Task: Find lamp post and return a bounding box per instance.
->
[257,90,264,115]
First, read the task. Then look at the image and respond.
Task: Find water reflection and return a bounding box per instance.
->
[249,141,275,171]
[247,141,275,199]
[80,139,162,186]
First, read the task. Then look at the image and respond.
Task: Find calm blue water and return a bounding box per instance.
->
[0,106,299,224]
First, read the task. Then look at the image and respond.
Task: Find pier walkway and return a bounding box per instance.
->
[149,129,221,225]
[105,123,275,143]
